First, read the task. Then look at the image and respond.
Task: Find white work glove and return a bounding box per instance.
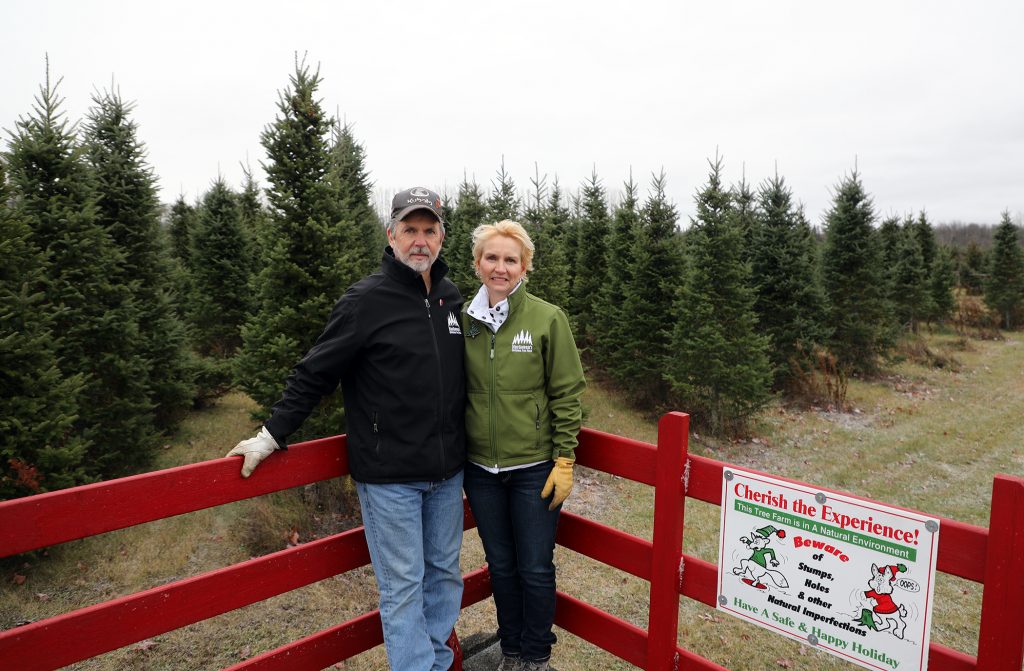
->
[225,427,278,478]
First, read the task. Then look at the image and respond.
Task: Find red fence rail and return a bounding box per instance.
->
[1,412,1022,670]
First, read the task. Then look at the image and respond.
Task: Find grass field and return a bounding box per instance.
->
[1,330,1021,670]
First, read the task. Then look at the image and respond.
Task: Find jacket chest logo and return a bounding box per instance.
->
[511,330,533,353]
[447,312,462,335]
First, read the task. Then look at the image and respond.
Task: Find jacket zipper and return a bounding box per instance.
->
[489,331,497,467]
[425,297,446,480]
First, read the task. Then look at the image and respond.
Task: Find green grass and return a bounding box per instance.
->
[1,331,1021,670]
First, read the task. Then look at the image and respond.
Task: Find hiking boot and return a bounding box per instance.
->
[496,655,524,671]
[520,660,551,671]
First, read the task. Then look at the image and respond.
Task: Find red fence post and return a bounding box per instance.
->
[646,412,689,671]
[975,474,1024,671]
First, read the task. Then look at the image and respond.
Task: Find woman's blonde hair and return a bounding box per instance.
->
[471,220,535,274]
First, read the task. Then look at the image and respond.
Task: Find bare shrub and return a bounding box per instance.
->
[785,344,849,411]
[953,294,1003,340]
[895,335,962,371]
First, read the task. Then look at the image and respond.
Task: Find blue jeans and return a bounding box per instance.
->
[463,462,560,663]
[356,470,465,671]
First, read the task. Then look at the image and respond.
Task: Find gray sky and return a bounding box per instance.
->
[3,0,1022,227]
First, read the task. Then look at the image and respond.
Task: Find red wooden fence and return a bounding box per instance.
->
[1,412,1022,670]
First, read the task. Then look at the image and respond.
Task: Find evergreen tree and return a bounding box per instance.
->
[330,120,383,275]
[877,215,907,339]
[667,156,771,433]
[750,172,829,387]
[985,210,1024,329]
[5,68,156,476]
[0,160,89,497]
[592,173,640,371]
[733,171,759,264]
[820,170,891,373]
[549,180,577,304]
[521,167,569,304]
[889,216,931,333]
[83,89,193,430]
[487,158,520,223]
[960,241,987,295]
[571,170,611,344]
[236,60,363,440]
[238,164,268,269]
[447,177,487,296]
[912,211,942,324]
[165,194,198,321]
[616,171,682,406]
[189,179,250,357]
[168,194,196,268]
[929,245,957,325]
[912,211,938,272]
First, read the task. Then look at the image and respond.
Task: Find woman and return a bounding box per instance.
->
[462,220,586,671]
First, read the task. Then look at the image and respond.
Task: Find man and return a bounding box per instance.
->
[227,187,466,671]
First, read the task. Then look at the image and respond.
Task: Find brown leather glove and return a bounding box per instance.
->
[540,456,575,510]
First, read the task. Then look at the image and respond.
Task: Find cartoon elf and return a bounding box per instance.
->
[732,525,790,590]
[857,563,909,639]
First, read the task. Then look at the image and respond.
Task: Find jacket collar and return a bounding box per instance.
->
[381,247,451,293]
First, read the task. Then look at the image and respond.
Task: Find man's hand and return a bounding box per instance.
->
[540,456,575,510]
[225,427,278,478]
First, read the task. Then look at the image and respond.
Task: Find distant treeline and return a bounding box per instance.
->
[934,222,1022,250]
[3,58,1023,499]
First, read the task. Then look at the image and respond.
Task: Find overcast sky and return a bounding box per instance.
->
[3,0,1022,227]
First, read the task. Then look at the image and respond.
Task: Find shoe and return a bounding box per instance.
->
[496,655,524,671]
[520,660,550,671]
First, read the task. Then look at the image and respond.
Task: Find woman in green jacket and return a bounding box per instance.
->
[462,220,586,671]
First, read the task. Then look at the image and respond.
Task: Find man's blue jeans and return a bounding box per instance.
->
[356,470,465,671]
[463,462,560,663]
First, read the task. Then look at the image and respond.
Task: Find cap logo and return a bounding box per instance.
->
[410,187,431,197]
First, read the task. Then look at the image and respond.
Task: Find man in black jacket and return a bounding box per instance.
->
[227,187,466,671]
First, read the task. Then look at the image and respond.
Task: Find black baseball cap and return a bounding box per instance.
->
[391,187,444,223]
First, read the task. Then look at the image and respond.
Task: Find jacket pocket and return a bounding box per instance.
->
[372,410,382,456]
[465,391,491,455]
[496,391,544,454]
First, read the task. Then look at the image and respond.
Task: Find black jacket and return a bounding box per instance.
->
[264,249,466,483]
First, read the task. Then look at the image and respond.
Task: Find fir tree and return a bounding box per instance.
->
[487,158,520,223]
[960,241,987,295]
[889,216,931,333]
[166,195,198,320]
[447,177,487,296]
[238,164,268,269]
[912,211,938,272]
[592,173,640,371]
[985,210,1024,329]
[733,171,759,265]
[616,171,682,406]
[667,156,771,434]
[168,194,196,268]
[6,67,156,476]
[912,211,942,324]
[83,89,193,430]
[330,120,383,275]
[929,245,957,325]
[820,170,891,373]
[571,170,611,344]
[521,167,569,304]
[750,173,829,387]
[0,159,89,497]
[236,60,363,440]
[189,178,250,357]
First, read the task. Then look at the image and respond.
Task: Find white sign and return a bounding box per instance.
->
[717,468,940,671]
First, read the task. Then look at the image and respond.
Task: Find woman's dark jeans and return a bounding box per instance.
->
[464,461,561,663]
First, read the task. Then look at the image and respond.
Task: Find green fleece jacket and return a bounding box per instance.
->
[463,288,586,468]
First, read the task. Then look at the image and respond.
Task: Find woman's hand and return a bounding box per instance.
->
[541,456,575,510]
